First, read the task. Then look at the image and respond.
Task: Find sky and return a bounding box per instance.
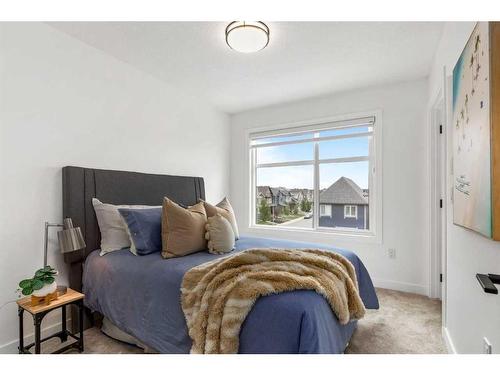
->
[256,131,370,190]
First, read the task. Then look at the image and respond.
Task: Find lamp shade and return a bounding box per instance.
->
[57,218,86,254]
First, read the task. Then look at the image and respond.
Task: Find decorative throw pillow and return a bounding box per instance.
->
[118,207,162,256]
[205,214,235,255]
[161,198,207,259]
[202,197,239,240]
[92,198,159,256]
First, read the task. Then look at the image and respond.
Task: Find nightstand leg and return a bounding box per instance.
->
[78,301,84,352]
[61,305,68,342]
[18,307,24,354]
[34,315,41,354]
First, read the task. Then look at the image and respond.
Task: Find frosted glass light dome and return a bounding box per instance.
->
[225,21,269,53]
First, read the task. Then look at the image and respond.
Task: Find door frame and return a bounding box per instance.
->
[428,67,449,326]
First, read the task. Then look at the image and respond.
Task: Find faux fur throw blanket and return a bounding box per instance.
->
[181,248,366,354]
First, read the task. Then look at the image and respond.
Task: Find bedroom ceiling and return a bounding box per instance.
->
[48,22,444,114]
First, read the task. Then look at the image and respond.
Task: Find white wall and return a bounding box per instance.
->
[230,79,430,295]
[428,22,500,354]
[0,23,230,352]
[5,21,493,356]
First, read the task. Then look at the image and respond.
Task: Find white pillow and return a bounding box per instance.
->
[92,198,159,256]
[205,214,235,255]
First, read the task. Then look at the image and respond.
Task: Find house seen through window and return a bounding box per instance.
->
[251,116,375,233]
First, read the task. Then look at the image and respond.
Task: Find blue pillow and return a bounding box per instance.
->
[118,207,162,255]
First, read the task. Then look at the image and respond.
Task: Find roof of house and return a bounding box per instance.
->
[270,187,280,197]
[258,186,308,206]
[319,177,368,205]
[362,189,369,198]
[257,186,272,198]
[289,188,313,196]
[278,188,291,196]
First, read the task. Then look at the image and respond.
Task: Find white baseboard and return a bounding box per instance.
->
[442,326,456,354]
[371,277,428,295]
[0,319,72,354]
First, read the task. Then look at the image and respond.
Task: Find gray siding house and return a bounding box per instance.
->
[319,177,369,229]
[257,186,295,220]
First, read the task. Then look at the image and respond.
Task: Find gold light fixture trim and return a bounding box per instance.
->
[225,21,270,53]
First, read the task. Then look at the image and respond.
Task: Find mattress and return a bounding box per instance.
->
[83,235,379,353]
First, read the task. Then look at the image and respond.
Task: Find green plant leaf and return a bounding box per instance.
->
[22,286,33,296]
[19,279,32,289]
[35,270,46,278]
[32,279,44,290]
[43,276,55,284]
[40,266,57,276]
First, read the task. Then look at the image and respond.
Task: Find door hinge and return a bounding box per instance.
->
[439,124,443,134]
[440,273,443,283]
[440,199,443,208]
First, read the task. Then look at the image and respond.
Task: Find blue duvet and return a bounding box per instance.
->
[83,236,378,354]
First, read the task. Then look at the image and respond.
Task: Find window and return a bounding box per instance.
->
[344,205,357,219]
[320,204,332,217]
[250,114,378,236]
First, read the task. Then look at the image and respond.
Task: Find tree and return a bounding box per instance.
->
[291,204,298,215]
[283,204,290,216]
[259,199,271,223]
[301,197,309,212]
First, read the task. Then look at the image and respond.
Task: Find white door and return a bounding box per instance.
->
[430,87,447,302]
[436,98,446,300]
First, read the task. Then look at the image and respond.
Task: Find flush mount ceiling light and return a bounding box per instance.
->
[225,21,270,53]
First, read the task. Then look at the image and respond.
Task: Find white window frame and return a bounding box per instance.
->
[247,110,383,243]
[344,205,358,219]
[320,204,332,217]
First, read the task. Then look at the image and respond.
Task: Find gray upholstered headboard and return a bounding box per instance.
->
[62,166,205,294]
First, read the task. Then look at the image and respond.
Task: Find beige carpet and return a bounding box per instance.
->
[43,288,446,354]
[345,288,446,354]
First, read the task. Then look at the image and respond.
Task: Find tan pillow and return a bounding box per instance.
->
[203,197,239,240]
[205,214,235,255]
[161,198,207,259]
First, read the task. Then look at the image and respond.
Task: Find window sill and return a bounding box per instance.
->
[247,224,382,244]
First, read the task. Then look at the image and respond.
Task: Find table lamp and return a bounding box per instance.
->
[44,218,86,267]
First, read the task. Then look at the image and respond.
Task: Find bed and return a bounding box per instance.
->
[62,166,378,354]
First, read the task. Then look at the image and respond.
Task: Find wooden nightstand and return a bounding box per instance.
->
[17,288,84,354]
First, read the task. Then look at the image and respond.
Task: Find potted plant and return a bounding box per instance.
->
[18,265,58,297]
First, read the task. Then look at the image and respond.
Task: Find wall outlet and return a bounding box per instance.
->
[483,337,492,354]
[388,248,396,259]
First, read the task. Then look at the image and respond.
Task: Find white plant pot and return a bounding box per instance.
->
[32,281,57,297]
